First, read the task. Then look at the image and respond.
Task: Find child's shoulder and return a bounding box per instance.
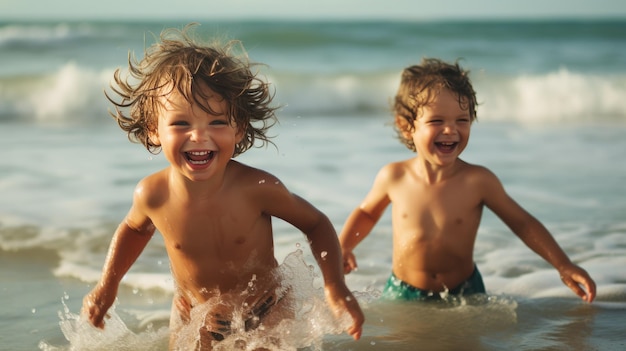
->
[457,160,500,183]
[226,160,281,185]
[137,168,169,188]
[132,168,170,204]
[383,158,415,171]
[372,159,417,183]
[378,159,409,174]
[460,160,494,174]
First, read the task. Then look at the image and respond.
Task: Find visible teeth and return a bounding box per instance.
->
[189,151,210,156]
[185,150,212,165]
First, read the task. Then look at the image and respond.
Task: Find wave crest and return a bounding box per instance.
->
[1,63,624,124]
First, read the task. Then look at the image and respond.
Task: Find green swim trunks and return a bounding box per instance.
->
[382,265,486,301]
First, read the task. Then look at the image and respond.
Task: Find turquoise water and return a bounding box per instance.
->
[2,20,626,123]
[1,19,626,350]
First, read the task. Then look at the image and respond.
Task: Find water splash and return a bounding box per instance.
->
[39,298,169,351]
[40,250,353,351]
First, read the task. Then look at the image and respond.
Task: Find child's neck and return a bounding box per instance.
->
[414,157,463,184]
[167,166,227,202]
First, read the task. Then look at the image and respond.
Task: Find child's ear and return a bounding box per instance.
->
[235,125,246,143]
[148,129,161,146]
[395,115,414,139]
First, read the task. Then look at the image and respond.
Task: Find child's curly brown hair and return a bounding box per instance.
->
[107,24,277,156]
[393,58,478,151]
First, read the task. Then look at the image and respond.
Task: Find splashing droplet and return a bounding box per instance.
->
[320,251,327,260]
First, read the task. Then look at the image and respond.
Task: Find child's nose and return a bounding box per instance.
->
[443,124,456,134]
[190,126,210,142]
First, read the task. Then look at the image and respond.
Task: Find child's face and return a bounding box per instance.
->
[150,85,243,182]
[406,88,472,166]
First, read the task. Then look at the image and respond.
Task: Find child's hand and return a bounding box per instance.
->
[559,264,597,303]
[324,283,364,340]
[342,251,358,274]
[81,284,116,329]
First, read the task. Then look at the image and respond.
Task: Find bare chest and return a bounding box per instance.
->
[150,199,273,261]
[389,181,483,237]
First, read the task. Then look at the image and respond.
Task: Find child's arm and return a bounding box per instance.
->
[302,206,364,340]
[82,219,155,327]
[339,165,392,274]
[481,168,596,302]
[82,187,156,328]
[259,177,364,340]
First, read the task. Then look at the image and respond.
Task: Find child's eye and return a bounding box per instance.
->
[209,119,229,126]
[170,120,189,126]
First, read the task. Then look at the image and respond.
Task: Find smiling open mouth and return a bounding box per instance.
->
[185,151,214,165]
[435,142,458,152]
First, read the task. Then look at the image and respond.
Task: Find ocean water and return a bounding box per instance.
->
[1,19,626,350]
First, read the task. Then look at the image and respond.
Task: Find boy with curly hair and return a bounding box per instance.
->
[339,58,596,303]
[82,25,363,349]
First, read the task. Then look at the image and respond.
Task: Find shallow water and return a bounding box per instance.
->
[1,119,625,350]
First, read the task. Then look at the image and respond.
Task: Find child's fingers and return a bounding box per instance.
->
[343,260,353,274]
[348,310,364,340]
[86,307,105,328]
[562,272,596,303]
[569,281,588,300]
[348,323,362,340]
[581,275,597,302]
[576,276,596,303]
[343,294,364,340]
[82,296,105,329]
[324,286,364,340]
[342,252,358,274]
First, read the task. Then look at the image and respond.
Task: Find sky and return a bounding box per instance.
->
[1,0,626,21]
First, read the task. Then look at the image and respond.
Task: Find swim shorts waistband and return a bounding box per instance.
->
[382,265,486,301]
